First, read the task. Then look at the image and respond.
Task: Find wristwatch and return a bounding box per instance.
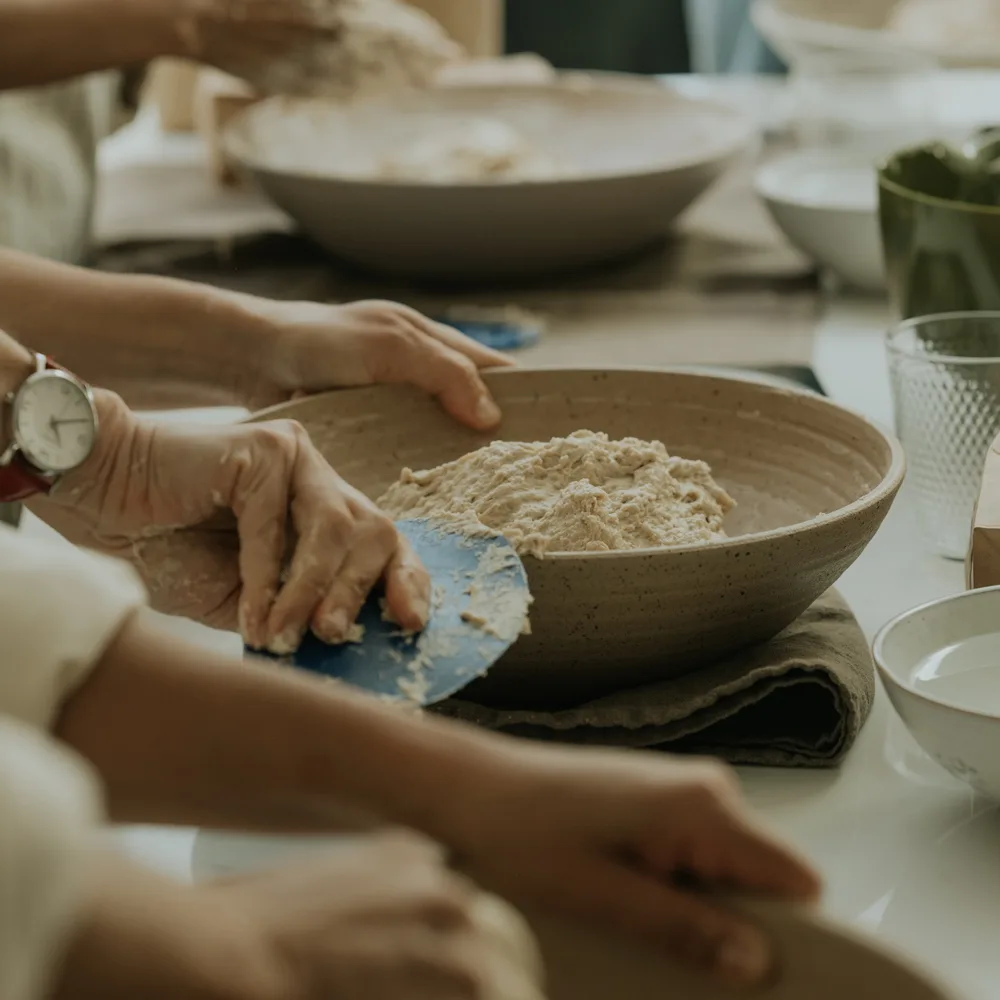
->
[0,353,99,503]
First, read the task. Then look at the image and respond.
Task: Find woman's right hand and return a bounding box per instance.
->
[55,832,544,1000]
[175,0,461,95]
[216,832,545,1000]
[175,0,338,85]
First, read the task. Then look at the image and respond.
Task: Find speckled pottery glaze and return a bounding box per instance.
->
[251,369,905,708]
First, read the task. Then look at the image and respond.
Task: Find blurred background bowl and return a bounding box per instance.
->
[251,368,904,708]
[756,149,883,291]
[222,75,755,281]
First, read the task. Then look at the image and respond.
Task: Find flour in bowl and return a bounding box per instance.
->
[378,117,566,183]
[378,430,735,557]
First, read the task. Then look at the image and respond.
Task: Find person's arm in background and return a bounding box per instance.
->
[0,247,509,420]
[0,0,183,89]
[0,247,275,408]
[0,0,345,92]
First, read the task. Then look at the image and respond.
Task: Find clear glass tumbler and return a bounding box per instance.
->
[888,313,1000,560]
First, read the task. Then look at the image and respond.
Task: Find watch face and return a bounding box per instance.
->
[13,372,97,473]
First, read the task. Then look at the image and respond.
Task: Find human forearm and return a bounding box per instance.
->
[0,325,34,403]
[0,250,268,408]
[55,610,507,838]
[0,0,183,90]
[51,853,277,1000]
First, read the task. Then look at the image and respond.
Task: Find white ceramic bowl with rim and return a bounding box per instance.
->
[755,149,883,291]
[873,586,1000,798]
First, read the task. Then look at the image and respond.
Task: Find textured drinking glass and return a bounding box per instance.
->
[888,313,1000,559]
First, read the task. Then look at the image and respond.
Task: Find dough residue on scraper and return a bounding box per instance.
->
[379,430,735,557]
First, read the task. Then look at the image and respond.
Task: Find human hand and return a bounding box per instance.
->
[175,0,461,97]
[35,392,426,652]
[439,745,821,990]
[53,834,543,1000]
[239,298,513,430]
[211,831,544,1000]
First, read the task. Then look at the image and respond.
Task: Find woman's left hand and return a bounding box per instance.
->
[32,392,429,651]
[439,744,822,989]
[238,298,514,430]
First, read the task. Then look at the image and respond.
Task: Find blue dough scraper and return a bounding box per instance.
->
[250,520,530,707]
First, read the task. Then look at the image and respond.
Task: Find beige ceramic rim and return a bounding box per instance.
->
[873,585,1000,721]
[251,364,907,561]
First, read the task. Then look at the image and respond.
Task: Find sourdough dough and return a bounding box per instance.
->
[378,430,735,557]
[887,0,1000,48]
[378,117,565,183]
[244,0,462,99]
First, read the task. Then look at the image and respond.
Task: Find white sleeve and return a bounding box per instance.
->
[0,718,103,1000]
[0,523,146,728]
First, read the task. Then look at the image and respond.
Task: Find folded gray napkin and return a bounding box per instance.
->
[434,591,874,767]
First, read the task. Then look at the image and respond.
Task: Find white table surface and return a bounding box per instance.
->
[50,79,999,1000]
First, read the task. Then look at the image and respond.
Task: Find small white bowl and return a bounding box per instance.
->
[874,586,1000,798]
[755,149,883,292]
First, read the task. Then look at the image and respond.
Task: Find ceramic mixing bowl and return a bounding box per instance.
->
[874,586,1000,799]
[251,369,904,708]
[222,75,754,280]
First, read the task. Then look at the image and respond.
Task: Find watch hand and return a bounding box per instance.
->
[51,418,91,427]
[48,417,62,445]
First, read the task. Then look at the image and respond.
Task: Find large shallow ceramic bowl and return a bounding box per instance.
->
[753,0,1000,67]
[252,369,904,708]
[874,586,1000,799]
[222,75,754,281]
[755,150,883,291]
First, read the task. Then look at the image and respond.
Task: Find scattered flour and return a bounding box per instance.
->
[237,0,462,99]
[378,430,735,558]
[378,118,568,184]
